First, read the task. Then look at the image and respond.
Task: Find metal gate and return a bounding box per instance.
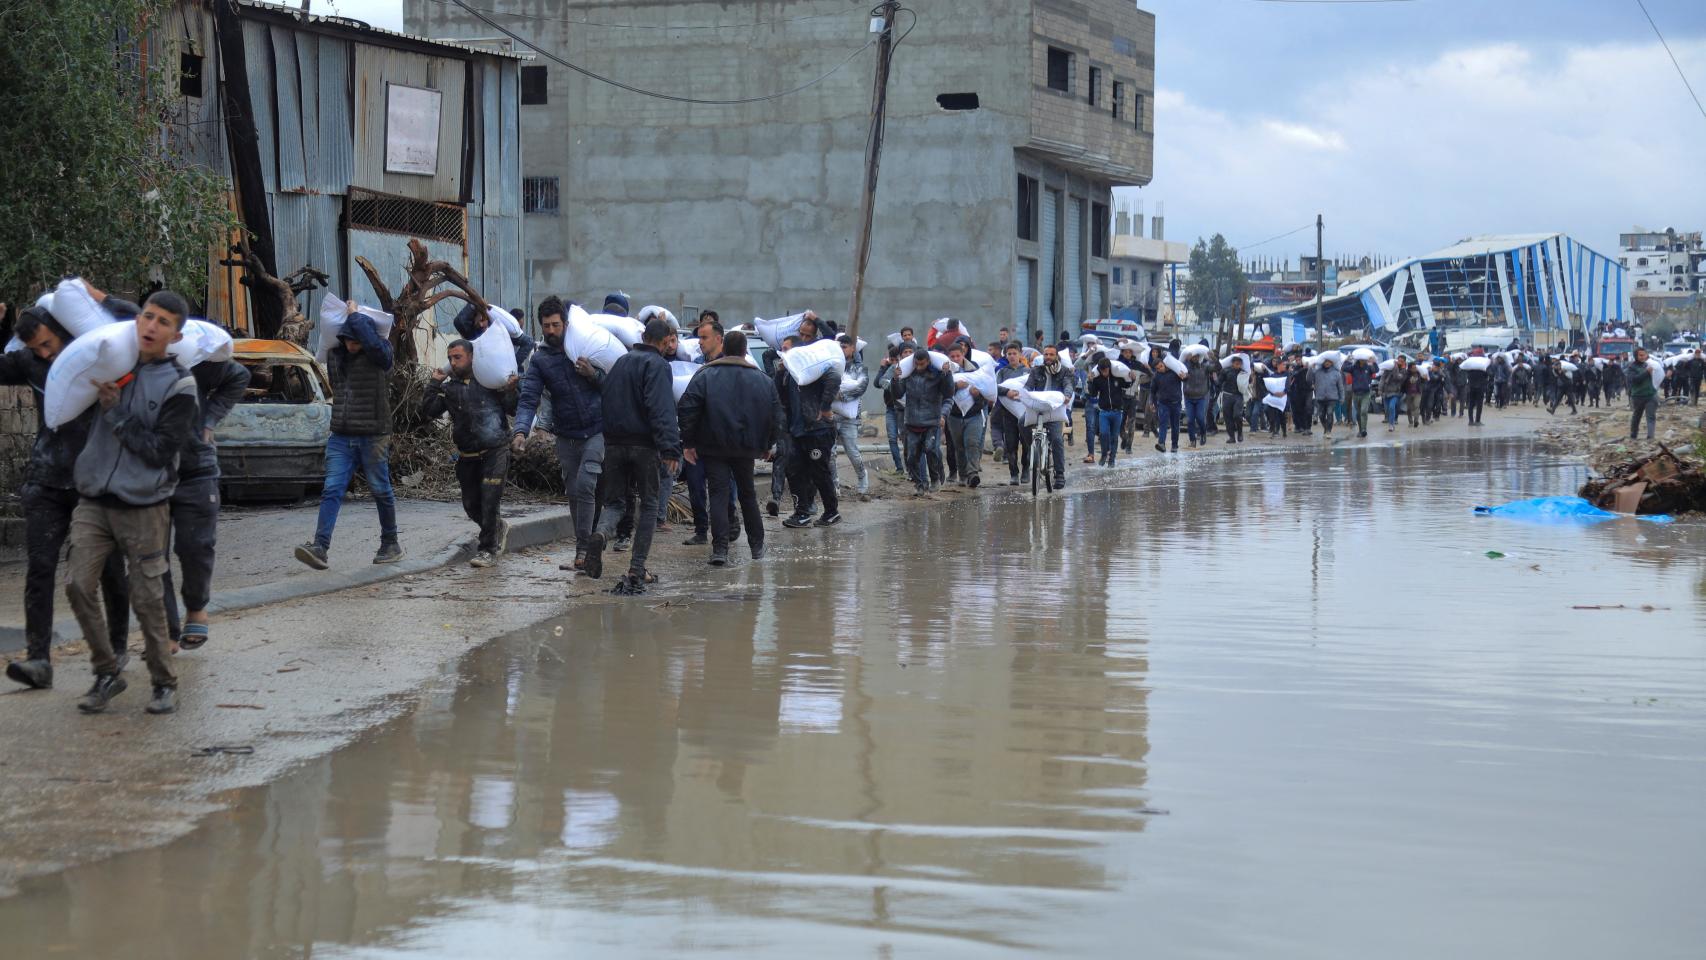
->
[1013,258,1034,333]
[1041,189,1059,335]
[1088,270,1103,322]
[1065,198,1085,329]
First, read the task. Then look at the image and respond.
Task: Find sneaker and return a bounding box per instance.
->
[766,500,780,517]
[782,514,813,529]
[1226,437,1237,444]
[294,542,329,570]
[683,533,709,546]
[656,522,674,534]
[729,525,741,543]
[968,475,980,488]
[612,536,632,553]
[582,533,606,579]
[5,658,52,690]
[857,477,870,496]
[470,551,495,568]
[76,673,127,714]
[1020,470,1031,485]
[610,573,647,596]
[1008,475,1019,486]
[814,511,842,527]
[373,541,404,564]
[1154,443,1165,453]
[145,685,177,715]
[708,552,728,567]
[496,519,511,555]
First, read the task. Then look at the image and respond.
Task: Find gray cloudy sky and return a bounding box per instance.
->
[319,0,1705,261]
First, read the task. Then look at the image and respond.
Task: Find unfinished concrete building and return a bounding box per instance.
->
[405,0,1154,344]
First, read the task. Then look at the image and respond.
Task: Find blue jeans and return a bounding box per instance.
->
[1082,396,1100,456]
[884,407,905,471]
[1384,395,1402,425]
[1156,402,1181,448]
[314,433,398,549]
[1097,408,1124,460]
[1185,396,1209,443]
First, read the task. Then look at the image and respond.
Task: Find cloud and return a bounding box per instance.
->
[1127,38,1706,260]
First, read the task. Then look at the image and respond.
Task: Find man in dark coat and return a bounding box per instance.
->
[676,329,784,565]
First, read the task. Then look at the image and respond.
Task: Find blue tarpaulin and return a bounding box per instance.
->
[1473,496,1674,525]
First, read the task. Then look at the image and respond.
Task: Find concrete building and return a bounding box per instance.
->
[1619,227,1704,297]
[1107,202,1186,328]
[405,0,1155,345]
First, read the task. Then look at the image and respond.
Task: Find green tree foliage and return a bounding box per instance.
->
[1185,234,1247,327]
[0,0,232,311]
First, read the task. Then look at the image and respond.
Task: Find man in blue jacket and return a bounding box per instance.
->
[513,296,604,570]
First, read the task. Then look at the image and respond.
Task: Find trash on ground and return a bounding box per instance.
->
[1473,496,1674,525]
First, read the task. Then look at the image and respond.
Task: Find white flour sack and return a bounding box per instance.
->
[565,305,627,372]
[895,350,949,378]
[754,312,807,348]
[169,319,235,368]
[588,312,644,347]
[485,306,523,337]
[471,322,518,389]
[950,360,999,414]
[998,374,1030,421]
[44,321,139,428]
[1161,353,1188,376]
[49,278,119,338]
[1460,356,1491,373]
[316,294,395,360]
[670,360,699,402]
[782,338,844,385]
[1352,347,1377,363]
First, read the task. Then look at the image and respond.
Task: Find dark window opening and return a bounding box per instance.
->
[1091,202,1109,259]
[179,51,203,98]
[520,65,548,105]
[1017,175,1039,241]
[937,92,980,111]
[1112,81,1125,120]
[524,176,560,215]
[1135,93,1146,131]
[1087,66,1102,107]
[1046,47,1072,93]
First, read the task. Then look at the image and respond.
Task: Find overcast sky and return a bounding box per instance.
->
[322,0,1704,262]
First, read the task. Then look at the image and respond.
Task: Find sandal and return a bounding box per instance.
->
[179,622,210,651]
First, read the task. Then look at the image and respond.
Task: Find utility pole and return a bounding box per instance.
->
[844,1,899,344]
[1314,213,1325,350]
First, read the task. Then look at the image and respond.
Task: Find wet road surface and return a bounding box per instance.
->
[5,439,1704,958]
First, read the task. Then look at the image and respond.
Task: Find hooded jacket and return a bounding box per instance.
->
[74,356,199,507]
[1310,364,1344,401]
[513,340,603,440]
[600,343,682,456]
[775,362,843,438]
[423,371,518,453]
[897,363,953,428]
[1348,362,1375,394]
[452,303,536,371]
[1378,367,1407,398]
[1150,367,1184,406]
[677,356,784,458]
[836,357,870,411]
[1183,359,1211,400]
[327,314,394,436]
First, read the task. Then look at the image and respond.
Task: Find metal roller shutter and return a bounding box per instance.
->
[1013,258,1033,332]
[1065,198,1085,329]
[1041,190,1059,335]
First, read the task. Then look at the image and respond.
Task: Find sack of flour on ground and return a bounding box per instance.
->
[472,321,518,389]
[755,312,807,349]
[169,319,234,368]
[44,321,139,428]
[588,311,644,347]
[565,304,627,372]
[670,360,699,402]
[782,337,843,385]
[896,350,949,378]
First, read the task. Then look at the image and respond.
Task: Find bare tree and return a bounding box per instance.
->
[355,238,490,369]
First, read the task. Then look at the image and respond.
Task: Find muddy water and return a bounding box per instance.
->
[6,440,1706,959]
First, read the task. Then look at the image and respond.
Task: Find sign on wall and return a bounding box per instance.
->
[384,83,441,176]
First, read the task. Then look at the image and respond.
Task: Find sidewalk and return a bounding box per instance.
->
[0,496,575,655]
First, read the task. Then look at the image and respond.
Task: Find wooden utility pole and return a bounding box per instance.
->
[1314,213,1325,350]
[844,1,899,344]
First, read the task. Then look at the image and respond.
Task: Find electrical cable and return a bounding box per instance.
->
[424,0,861,31]
[443,0,877,105]
[1238,223,1314,251]
[1634,0,1706,122]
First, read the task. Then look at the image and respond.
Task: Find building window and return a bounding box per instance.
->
[1637,257,1648,267]
[1087,66,1102,107]
[179,51,203,98]
[523,176,559,215]
[520,65,548,105]
[1635,280,1648,290]
[1134,93,1145,131]
[937,92,980,111]
[1091,202,1108,259]
[1017,174,1039,241]
[1112,81,1125,120]
[1047,47,1072,93]
[1113,267,1123,286]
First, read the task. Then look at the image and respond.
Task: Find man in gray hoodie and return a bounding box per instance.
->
[67,291,200,716]
[1310,357,1345,435]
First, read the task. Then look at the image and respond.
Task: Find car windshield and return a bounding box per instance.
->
[240,360,318,403]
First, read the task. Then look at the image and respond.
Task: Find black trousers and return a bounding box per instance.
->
[785,429,838,516]
[1467,388,1486,424]
[163,475,221,641]
[596,443,660,575]
[21,483,128,661]
[704,456,764,554]
[456,445,509,553]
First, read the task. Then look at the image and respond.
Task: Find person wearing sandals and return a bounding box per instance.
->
[160,345,249,651]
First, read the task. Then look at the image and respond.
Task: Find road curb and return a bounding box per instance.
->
[0,507,577,654]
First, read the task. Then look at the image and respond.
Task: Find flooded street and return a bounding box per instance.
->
[6,439,1705,959]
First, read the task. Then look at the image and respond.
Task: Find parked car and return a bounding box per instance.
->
[214,339,332,501]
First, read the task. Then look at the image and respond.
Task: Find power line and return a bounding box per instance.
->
[1237,223,1314,251]
[1634,0,1706,122]
[424,0,860,31]
[442,0,875,105]
[1242,0,1417,4]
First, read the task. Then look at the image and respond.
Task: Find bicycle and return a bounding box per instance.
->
[1031,415,1057,498]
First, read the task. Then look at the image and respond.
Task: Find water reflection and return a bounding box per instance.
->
[5,441,1705,959]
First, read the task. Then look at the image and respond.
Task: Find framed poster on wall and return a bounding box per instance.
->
[385,82,441,176]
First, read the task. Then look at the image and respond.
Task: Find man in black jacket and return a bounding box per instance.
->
[677,330,783,565]
[296,310,400,569]
[425,339,520,568]
[775,336,844,527]
[161,352,249,649]
[513,296,604,570]
[0,303,130,690]
[897,347,955,494]
[582,318,682,594]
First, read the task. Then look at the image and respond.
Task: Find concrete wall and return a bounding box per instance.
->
[0,387,32,490]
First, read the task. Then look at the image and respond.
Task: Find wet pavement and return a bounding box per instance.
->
[4,439,1704,958]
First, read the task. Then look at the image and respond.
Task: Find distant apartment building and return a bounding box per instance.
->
[406,0,1155,344]
[1108,202,1186,327]
[1620,227,1704,297]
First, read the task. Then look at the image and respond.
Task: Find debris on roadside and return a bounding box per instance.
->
[1580,444,1706,516]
